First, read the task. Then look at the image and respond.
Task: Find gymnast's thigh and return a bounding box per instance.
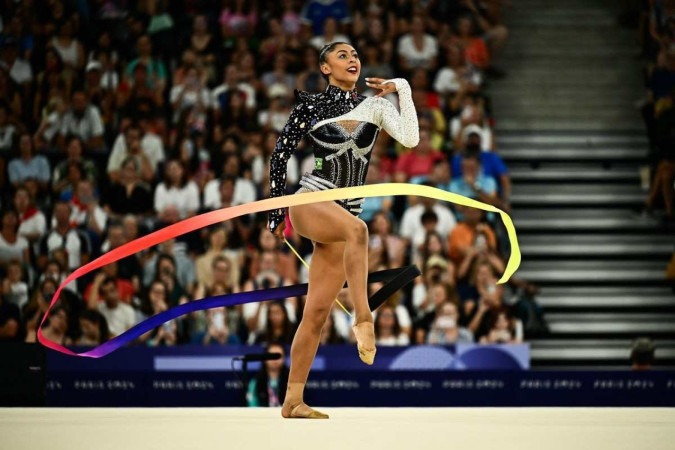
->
[289,199,365,245]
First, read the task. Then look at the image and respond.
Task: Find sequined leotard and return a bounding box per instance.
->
[267,78,419,233]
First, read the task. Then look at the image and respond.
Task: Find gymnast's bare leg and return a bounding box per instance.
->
[278,200,375,418]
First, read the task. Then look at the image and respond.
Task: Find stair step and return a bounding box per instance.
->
[517,260,667,284]
[514,217,660,232]
[495,119,644,132]
[537,294,675,309]
[546,313,675,334]
[500,147,647,161]
[521,244,671,258]
[530,346,675,361]
[496,133,648,148]
[509,167,639,183]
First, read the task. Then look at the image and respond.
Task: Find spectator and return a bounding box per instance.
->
[246,342,289,407]
[84,263,135,306]
[69,179,108,239]
[397,15,438,73]
[40,304,72,345]
[254,300,296,345]
[108,122,163,183]
[203,154,257,209]
[213,64,257,113]
[8,132,50,192]
[52,136,98,197]
[400,191,457,255]
[49,19,85,71]
[309,17,351,50]
[185,15,218,83]
[1,34,33,90]
[480,307,522,344]
[393,128,444,183]
[138,279,179,347]
[243,251,296,335]
[631,337,656,370]
[368,212,406,270]
[452,132,511,202]
[0,103,18,187]
[74,309,110,346]
[92,276,136,338]
[14,185,47,245]
[448,207,502,277]
[0,288,21,341]
[38,201,91,271]
[374,304,410,346]
[195,226,242,290]
[427,301,474,344]
[124,35,167,92]
[449,151,499,208]
[154,159,200,223]
[2,261,29,311]
[104,157,154,218]
[0,209,30,267]
[169,66,212,127]
[301,0,351,36]
[58,91,105,152]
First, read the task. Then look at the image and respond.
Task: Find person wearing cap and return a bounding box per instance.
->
[451,128,511,209]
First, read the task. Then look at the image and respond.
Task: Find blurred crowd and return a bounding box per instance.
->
[639,0,675,224]
[0,0,546,351]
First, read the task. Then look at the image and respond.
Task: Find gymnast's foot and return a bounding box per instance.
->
[352,321,376,365]
[281,401,329,419]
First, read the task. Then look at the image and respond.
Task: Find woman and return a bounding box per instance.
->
[75,309,110,346]
[254,300,296,346]
[0,209,30,267]
[154,159,200,223]
[104,157,154,218]
[246,342,289,407]
[374,304,409,346]
[267,42,419,418]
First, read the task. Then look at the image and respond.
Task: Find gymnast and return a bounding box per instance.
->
[267,41,419,419]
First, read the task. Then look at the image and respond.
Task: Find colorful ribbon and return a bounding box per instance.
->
[38,183,520,357]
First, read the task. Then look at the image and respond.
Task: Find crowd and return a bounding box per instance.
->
[0,0,546,352]
[639,0,675,224]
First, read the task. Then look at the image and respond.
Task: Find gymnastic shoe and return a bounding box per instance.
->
[352,321,376,365]
[281,401,329,419]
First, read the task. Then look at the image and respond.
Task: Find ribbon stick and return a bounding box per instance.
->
[38,183,520,357]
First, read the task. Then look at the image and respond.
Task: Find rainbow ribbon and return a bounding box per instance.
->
[38,183,520,357]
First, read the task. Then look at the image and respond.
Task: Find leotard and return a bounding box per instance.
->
[267,78,419,233]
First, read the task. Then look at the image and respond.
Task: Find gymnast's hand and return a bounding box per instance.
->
[269,220,286,241]
[366,77,399,97]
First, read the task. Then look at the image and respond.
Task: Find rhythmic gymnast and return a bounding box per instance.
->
[267,41,419,419]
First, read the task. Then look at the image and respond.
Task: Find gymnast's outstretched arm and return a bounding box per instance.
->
[372,78,420,148]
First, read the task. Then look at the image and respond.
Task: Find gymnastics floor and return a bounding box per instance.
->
[2,407,674,450]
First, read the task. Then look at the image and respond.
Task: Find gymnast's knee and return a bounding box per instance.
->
[347,220,369,246]
[303,306,330,333]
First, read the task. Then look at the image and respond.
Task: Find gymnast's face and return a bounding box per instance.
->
[321,44,361,88]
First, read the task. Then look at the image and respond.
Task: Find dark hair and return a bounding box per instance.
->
[318,41,352,82]
[260,301,294,345]
[79,309,111,344]
[98,276,117,295]
[421,208,438,225]
[374,304,402,338]
[631,338,655,366]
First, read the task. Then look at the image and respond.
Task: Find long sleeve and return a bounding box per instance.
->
[376,78,420,148]
[267,101,311,232]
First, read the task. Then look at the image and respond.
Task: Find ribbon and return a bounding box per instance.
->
[38,183,520,357]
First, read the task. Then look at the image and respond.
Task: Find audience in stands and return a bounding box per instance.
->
[0,0,538,351]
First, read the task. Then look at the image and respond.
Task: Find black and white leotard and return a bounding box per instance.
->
[267,78,419,233]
